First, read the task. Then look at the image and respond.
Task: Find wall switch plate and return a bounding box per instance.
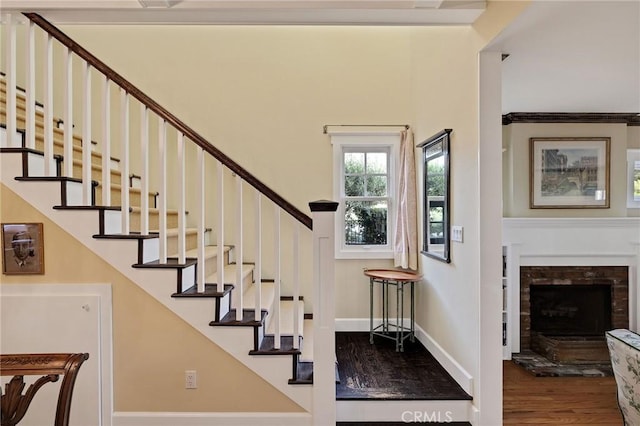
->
[451,225,463,243]
[185,370,197,389]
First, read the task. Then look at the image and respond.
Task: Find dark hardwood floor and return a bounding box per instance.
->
[335,333,622,424]
[335,332,471,401]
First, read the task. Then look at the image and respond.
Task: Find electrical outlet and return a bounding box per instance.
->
[185,370,197,389]
[451,225,463,243]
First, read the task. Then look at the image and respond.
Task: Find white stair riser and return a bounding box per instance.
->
[219,293,231,320]
[181,264,196,293]
[64,180,84,206]
[0,127,23,147]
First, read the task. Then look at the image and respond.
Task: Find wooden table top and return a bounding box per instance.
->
[363,268,422,282]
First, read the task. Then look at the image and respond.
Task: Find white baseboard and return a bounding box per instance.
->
[112,412,311,426]
[335,318,474,396]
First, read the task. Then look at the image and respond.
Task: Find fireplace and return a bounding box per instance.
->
[520,266,628,363]
[530,284,612,336]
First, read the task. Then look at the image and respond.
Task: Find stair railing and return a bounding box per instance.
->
[1,12,321,356]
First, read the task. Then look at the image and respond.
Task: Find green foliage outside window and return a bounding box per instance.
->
[343,151,388,245]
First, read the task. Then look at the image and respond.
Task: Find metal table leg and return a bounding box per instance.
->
[369,277,374,344]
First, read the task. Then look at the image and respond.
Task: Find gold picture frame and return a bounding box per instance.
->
[530,137,610,209]
[2,223,45,275]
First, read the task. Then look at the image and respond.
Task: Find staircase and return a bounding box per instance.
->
[1,12,337,424]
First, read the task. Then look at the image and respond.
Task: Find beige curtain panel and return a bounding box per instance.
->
[393,129,418,270]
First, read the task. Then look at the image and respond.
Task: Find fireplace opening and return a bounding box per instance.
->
[530,284,612,337]
[516,266,628,373]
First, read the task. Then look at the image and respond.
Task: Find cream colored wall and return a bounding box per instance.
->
[503,122,632,217]
[57,25,414,316]
[0,184,302,413]
[57,3,526,399]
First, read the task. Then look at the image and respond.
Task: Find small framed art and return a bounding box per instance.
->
[2,223,45,275]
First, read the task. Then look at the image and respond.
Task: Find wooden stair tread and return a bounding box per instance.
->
[288,361,313,385]
[172,283,234,298]
[249,335,302,356]
[210,309,266,327]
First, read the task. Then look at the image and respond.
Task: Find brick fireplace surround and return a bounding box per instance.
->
[519,265,629,351]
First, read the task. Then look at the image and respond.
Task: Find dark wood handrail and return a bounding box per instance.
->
[23,13,312,230]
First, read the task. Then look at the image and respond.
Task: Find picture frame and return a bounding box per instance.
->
[2,223,45,275]
[530,137,610,209]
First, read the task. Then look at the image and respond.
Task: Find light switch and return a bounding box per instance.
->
[451,225,463,243]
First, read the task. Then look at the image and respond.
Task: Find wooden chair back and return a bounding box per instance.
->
[0,353,89,426]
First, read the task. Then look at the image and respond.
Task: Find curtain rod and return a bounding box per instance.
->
[323,124,410,134]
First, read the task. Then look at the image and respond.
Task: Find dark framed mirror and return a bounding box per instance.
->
[417,129,451,263]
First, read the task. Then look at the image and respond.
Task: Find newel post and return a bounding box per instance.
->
[309,200,338,426]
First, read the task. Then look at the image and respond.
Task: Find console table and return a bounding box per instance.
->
[364,268,422,352]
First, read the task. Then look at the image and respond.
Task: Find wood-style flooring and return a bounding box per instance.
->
[335,334,622,425]
[503,360,623,425]
[335,332,471,401]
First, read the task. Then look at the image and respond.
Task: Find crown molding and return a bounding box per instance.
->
[502,112,640,126]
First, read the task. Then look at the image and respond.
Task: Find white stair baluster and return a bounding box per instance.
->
[254,190,262,324]
[63,47,73,177]
[216,161,224,293]
[273,206,281,349]
[44,33,54,176]
[102,76,111,206]
[293,221,300,349]
[158,120,167,263]
[4,15,17,148]
[140,105,149,235]
[177,133,186,264]
[81,61,91,203]
[120,90,130,234]
[235,175,243,321]
[197,147,206,293]
[25,20,36,150]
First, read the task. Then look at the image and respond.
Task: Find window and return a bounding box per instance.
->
[628,149,640,208]
[331,133,399,259]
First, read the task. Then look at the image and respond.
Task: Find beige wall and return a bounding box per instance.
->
[0,184,302,413]
[55,3,527,398]
[502,122,635,217]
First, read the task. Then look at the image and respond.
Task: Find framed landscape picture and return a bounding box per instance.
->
[529,137,610,209]
[2,223,44,275]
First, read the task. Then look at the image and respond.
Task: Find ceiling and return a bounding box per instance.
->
[3,1,638,114]
[1,0,487,25]
[491,1,639,114]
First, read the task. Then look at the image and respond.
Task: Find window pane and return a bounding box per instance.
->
[366,152,387,174]
[429,205,443,222]
[344,152,365,174]
[427,156,445,197]
[345,176,365,196]
[344,200,387,245]
[366,175,387,196]
[429,222,444,244]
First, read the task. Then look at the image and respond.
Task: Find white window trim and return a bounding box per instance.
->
[330,131,400,259]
